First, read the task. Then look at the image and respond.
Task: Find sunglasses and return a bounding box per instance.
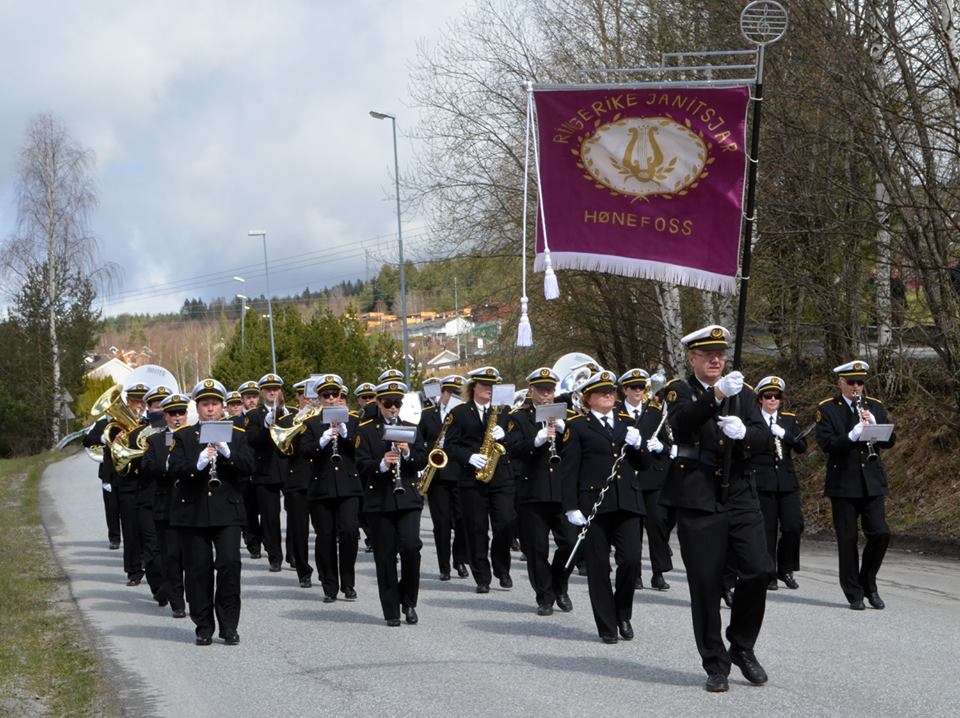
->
[844,379,865,386]
[381,399,403,409]
[320,392,340,399]
[166,409,187,416]
[760,393,782,400]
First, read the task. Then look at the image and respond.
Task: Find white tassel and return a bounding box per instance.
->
[543,254,560,300]
[516,297,533,347]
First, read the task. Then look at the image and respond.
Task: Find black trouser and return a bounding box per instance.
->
[102,484,121,545]
[242,482,260,553]
[366,510,422,621]
[639,487,674,576]
[518,501,576,607]
[830,495,890,603]
[427,481,467,574]
[117,491,142,580]
[459,483,515,587]
[254,483,282,566]
[309,496,360,598]
[284,490,312,581]
[677,505,773,677]
[758,490,804,574]
[583,510,641,639]
[155,518,185,611]
[180,525,242,639]
[135,503,163,596]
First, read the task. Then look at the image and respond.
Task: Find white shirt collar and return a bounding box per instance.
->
[623,400,642,415]
[591,409,614,422]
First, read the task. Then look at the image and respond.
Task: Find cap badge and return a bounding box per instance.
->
[710,327,723,339]
[204,379,214,388]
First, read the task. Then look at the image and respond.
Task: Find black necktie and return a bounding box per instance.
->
[769,415,774,428]
[602,416,613,436]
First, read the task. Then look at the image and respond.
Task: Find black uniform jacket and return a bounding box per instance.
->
[355,417,427,512]
[750,411,806,493]
[167,422,255,528]
[418,405,461,484]
[444,401,514,489]
[559,411,647,516]
[815,394,895,499]
[620,399,672,491]
[82,416,116,483]
[300,412,362,500]
[660,376,767,512]
[244,405,289,485]
[127,413,167,507]
[505,403,575,504]
[141,429,176,522]
[273,411,312,494]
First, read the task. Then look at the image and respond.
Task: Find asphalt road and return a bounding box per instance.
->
[42,453,960,718]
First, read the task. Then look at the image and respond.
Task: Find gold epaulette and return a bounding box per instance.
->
[174,424,192,433]
[359,419,374,427]
[781,411,796,417]
[744,381,755,391]
[818,397,834,406]
[232,425,246,433]
[865,395,883,404]
[617,411,632,419]
[664,377,683,387]
[567,413,584,422]
[349,410,359,418]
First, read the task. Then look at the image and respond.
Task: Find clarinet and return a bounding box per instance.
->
[207,444,221,488]
[391,442,405,495]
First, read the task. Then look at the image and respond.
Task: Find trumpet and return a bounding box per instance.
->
[851,392,880,462]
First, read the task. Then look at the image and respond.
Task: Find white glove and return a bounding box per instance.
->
[565,510,588,526]
[338,423,349,437]
[100,432,109,445]
[717,415,746,440]
[848,424,863,442]
[670,444,678,459]
[715,371,744,398]
[624,426,642,447]
[647,436,664,454]
[379,458,390,473]
[554,418,566,433]
[491,425,505,441]
[319,426,338,448]
[216,442,231,458]
[468,454,488,469]
[264,410,276,428]
[534,426,549,448]
[770,424,785,439]
[102,483,112,493]
[861,410,876,425]
[196,452,210,470]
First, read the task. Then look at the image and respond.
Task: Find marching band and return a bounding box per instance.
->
[82,323,898,691]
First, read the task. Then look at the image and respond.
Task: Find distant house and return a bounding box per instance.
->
[85,357,134,385]
[426,349,459,368]
[442,317,474,337]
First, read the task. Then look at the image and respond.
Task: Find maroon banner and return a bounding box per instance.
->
[533,86,750,293]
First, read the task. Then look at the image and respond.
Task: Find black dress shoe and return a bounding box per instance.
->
[849,599,866,610]
[455,563,469,578]
[108,542,120,550]
[650,573,670,591]
[577,564,587,576]
[867,592,885,610]
[779,571,799,589]
[722,587,734,608]
[439,572,451,581]
[537,603,554,616]
[705,674,729,692]
[299,579,312,588]
[195,636,212,646]
[386,618,401,627]
[635,575,644,590]
[730,647,768,685]
[153,592,169,607]
[343,587,357,600]
[268,562,282,572]
[600,635,618,644]
[223,632,240,645]
[248,549,261,559]
[365,544,374,553]
[476,584,490,594]
[403,606,419,624]
[767,578,779,590]
[511,538,521,551]
[322,595,337,603]
[555,593,573,612]
[618,619,634,641]
[126,576,143,587]
[499,575,513,589]
[171,608,187,619]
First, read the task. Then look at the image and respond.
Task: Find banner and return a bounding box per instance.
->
[533,86,750,294]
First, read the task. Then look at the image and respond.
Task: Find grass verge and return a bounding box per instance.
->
[0,452,119,718]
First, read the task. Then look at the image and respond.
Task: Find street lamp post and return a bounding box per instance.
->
[248,230,277,374]
[369,110,411,384]
[236,294,248,349]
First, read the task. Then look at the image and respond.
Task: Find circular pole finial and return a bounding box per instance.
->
[740,0,788,46]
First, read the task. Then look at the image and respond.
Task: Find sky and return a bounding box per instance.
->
[0,0,475,316]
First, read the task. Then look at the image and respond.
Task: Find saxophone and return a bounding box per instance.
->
[475,404,506,484]
[417,413,451,496]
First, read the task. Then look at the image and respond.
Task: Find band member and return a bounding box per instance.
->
[660,325,772,692]
[561,371,647,643]
[752,376,806,590]
[142,392,191,618]
[355,381,427,626]
[445,366,516,593]
[355,383,377,410]
[111,382,149,585]
[618,368,673,591]
[815,361,895,610]
[302,374,362,602]
[168,379,254,645]
[82,403,122,551]
[226,391,243,417]
[243,373,289,571]
[237,380,262,558]
[507,368,577,615]
[418,375,470,581]
[125,384,172,606]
